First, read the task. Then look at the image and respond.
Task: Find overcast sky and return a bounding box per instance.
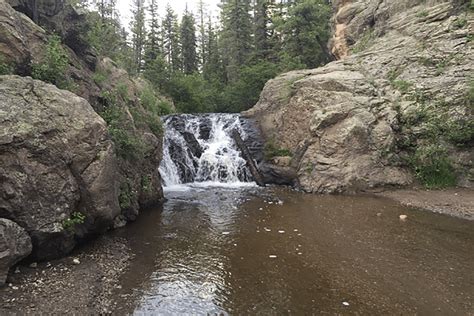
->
[117,0,222,26]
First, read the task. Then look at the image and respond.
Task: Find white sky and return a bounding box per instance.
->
[117,0,221,27]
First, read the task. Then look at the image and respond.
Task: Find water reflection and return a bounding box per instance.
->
[130,186,262,314]
[115,187,474,315]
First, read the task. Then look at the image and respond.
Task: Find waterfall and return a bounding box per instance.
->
[159,114,263,189]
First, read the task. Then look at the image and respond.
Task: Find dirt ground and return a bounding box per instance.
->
[0,235,132,315]
[377,188,474,220]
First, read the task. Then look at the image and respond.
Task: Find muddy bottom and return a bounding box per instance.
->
[113,186,474,315]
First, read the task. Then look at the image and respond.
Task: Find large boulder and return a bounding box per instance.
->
[0,0,47,74]
[0,218,32,286]
[0,75,120,260]
[245,0,473,193]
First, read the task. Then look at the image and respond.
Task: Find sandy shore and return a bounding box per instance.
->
[376,188,474,220]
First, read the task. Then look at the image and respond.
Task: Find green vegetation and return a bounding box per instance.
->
[410,145,457,189]
[93,71,108,85]
[31,35,70,89]
[119,180,135,209]
[264,140,292,160]
[0,56,13,75]
[62,212,86,231]
[452,17,468,29]
[141,175,152,193]
[99,92,148,160]
[467,79,474,109]
[392,80,413,93]
[416,10,429,18]
[81,0,332,113]
[394,79,474,188]
[140,87,173,116]
[351,29,375,54]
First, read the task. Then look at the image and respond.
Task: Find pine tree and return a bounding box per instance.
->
[180,7,198,75]
[144,0,161,65]
[162,5,181,75]
[219,0,253,82]
[197,0,208,69]
[277,0,332,68]
[203,18,223,82]
[130,0,146,74]
[253,0,273,62]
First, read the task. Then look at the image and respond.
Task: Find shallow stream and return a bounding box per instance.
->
[113,185,474,314]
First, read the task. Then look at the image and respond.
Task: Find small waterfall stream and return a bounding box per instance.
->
[159,114,263,189]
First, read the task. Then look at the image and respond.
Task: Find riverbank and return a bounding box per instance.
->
[376,188,474,221]
[0,235,132,314]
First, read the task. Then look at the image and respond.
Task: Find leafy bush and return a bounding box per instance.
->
[452,18,467,29]
[410,145,457,189]
[141,175,152,193]
[264,140,292,160]
[351,29,375,53]
[93,71,108,85]
[32,35,70,89]
[119,181,135,209]
[468,79,474,110]
[392,80,413,93]
[99,95,148,160]
[116,82,129,101]
[140,87,173,115]
[0,56,13,75]
[62,212,86,231]
[416,10,429,18]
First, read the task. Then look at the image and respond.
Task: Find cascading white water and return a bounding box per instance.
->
[159,114,255,188]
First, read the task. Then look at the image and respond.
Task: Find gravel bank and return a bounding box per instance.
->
[377,188,474,220]
[0,235,132,314]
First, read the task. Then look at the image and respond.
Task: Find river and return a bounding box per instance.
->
[113,185,474,314]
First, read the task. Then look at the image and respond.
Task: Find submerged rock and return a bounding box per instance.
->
[0,76,120,260]
[0,218,32,286]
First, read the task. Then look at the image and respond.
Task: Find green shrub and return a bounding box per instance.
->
[416,10,429,18]
[445,119,474,146]
[93,71,108,85]
[116,82,129,101]
[388,67,403,82]
[467,79,474,110]
[119,181,135,209]
[351,29,375,54]
[140,87,173,116]
[32,35,70,89]
[264,140,292,160]
[157,100,173,115]
[392,80,413,93]
[99,95,148,160]
[453,18,467,29]
[62,212,86,231]
[141,175,152,193]
[410,145,457,189]
[0,56,13,75]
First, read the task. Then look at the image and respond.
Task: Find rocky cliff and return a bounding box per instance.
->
[0,0,165,283]
[246,0,473,193]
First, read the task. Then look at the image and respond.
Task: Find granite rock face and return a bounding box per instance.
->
[0,76,120,260]
[246,0,473,193]
[0,218,32,286]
